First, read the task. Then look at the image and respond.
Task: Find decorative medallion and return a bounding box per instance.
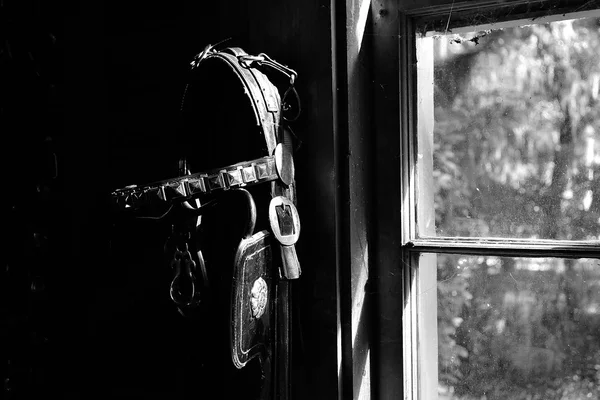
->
[250,277,268,319]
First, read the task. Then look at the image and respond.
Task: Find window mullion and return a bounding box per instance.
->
[407,239,600,259]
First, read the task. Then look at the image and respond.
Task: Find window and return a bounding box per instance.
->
[398,4,600,400]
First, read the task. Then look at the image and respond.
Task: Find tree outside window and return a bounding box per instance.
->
[416,15,600,400]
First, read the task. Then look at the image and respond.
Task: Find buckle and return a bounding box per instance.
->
[268,196,300,246]
[238,53,297,86]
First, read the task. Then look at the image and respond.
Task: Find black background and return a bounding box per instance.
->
[2,1,305,398]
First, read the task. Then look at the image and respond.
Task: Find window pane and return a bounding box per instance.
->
[429,254,600,399]
[418,16,600,240]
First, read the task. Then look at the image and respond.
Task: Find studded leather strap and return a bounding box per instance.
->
[111,155,278,211]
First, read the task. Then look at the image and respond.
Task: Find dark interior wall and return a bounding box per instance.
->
[4,1,259,398]
[64,1,224,397]
[4,0,341,399]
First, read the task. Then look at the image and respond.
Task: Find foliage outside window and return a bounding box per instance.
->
[411,12,600,400]
[432,17,600,240]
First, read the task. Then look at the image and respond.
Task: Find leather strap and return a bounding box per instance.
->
[111,155,278,211]
[186,46,302,281]
[193,47,280,155]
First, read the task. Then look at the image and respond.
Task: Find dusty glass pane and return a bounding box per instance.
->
[420,16,600,240]
[431,254,600,399]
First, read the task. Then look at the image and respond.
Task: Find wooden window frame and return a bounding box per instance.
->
[371,1,600,399]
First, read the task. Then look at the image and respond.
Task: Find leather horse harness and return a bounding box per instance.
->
[110,46,301,395]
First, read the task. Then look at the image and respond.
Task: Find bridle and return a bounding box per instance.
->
[109,45,301,393]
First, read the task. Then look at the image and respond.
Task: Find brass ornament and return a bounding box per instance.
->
[250,277,268,319]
